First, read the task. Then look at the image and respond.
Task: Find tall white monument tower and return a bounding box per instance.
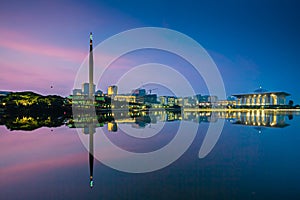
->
[89,32,94,98]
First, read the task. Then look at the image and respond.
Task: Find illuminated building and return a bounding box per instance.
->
[113,95,136,103]
[183,96,197,107]
[159,96,177,106]
[167,96,176,106]
[108,85,118,96]
[176,97,183,107]
[159,96,166,105]
[232,90,290,107]
[215,100,237,107]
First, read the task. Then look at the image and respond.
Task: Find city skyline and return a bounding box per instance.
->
[1,1,300,196]
[1,0,300,101]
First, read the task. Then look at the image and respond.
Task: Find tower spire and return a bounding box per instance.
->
[89,32,94,98]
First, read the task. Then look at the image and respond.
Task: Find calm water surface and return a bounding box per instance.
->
[1,112,300,200]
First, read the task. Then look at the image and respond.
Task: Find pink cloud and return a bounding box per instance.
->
[0,28,144,95]
[0,28,86,62]
[0,60,77,95]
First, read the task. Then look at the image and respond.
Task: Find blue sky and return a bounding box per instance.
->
[0,0,299,102]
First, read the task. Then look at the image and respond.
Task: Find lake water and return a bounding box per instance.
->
[1,111,300,200]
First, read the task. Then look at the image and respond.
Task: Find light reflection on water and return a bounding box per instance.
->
[1,111,300,199]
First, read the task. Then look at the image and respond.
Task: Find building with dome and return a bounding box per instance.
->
[232,88,290,107]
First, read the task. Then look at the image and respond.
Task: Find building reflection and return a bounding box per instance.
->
[0,110,296,132]
[231,110,289,128]
[107,122,118,132]
[100,110,292,131]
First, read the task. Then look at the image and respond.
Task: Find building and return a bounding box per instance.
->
[72,89,82,96]
[194,94,218,108]
[158,96,179,107]
[175,97,183,107]
[182,96,197,107]
[215,100,237,108]
[159,96,167,105]
[143,94,158,104]
[132,94,158,104]
[82,83,95,96]
[132,88,146,96]
[197,95,218,103]
[129,89,158,104]
[167,96,176,107]
[108,85,118,96]
[232,90,290,107]
[113,95,136,103]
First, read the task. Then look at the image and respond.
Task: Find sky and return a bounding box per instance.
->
[0,0,300,102]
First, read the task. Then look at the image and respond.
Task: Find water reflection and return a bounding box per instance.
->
[0,110,298,131]
[232,110,290,128]
[1,110,300,196]
[86,124,95,188]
